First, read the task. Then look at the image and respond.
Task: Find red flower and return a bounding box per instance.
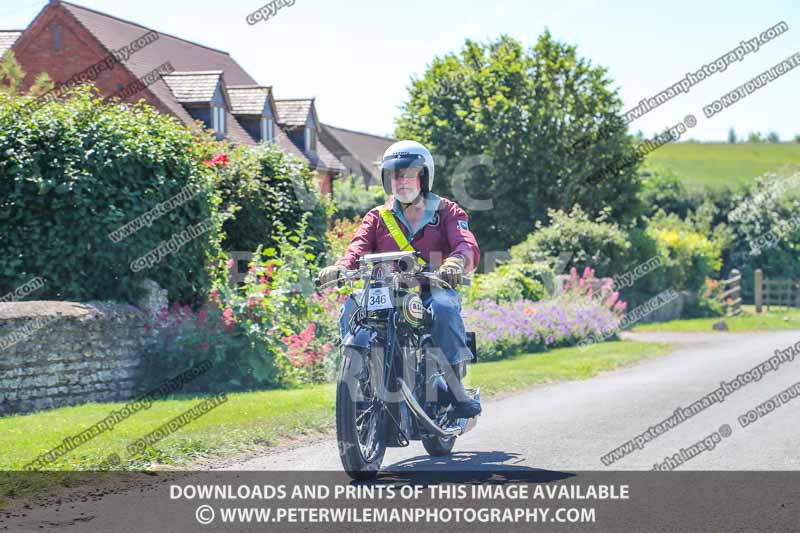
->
[204,153,229,167]
[336,231,344,238]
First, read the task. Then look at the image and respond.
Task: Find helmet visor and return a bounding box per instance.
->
[381,154,426,183]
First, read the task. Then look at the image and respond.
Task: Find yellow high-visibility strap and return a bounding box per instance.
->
[378,208,426,266]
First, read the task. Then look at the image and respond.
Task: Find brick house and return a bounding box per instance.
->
[1,0,353,194]
[320,124,397,188]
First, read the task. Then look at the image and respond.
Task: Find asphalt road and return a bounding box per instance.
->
[222,329,800,472]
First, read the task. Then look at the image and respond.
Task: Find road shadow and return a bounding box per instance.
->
[363,450,574,485]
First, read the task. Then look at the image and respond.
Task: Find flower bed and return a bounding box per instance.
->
[462,267,626,361]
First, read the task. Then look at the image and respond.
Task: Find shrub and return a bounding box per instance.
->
[0,86,222,304]
[509,206,630,279]
[682,277,725,318]
[140,215,342,391]
[466,263,547,304]
[645,212,723,293]
[637,170,702,219]
[194,132,331,262]
[324,217,362,264]
[726,171,800,300]
[140,301,263,393]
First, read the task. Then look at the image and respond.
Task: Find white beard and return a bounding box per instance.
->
[394,189,420,204]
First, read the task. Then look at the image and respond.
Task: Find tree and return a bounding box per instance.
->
[395,32,641,251]
[0,50,53,97]
[766,130,780,143]
[727,128,737,144]
[795,134,800,144]
[747,131,763,143]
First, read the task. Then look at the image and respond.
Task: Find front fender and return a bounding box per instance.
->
[342,326,377,351]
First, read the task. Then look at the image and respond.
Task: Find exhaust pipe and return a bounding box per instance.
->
[397,378,479,439]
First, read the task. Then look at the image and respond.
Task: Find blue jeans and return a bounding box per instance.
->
[338,287,474,365]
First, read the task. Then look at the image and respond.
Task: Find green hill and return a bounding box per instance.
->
[642,142,800,192]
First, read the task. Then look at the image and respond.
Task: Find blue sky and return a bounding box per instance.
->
[3,0,798,141]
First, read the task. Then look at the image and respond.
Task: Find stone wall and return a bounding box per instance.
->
[0,301,148,416]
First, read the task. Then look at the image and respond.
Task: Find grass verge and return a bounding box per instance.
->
[631,306,800,333]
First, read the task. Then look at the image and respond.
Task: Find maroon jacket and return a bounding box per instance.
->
[335,193,480,272]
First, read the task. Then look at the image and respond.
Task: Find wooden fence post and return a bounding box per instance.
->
[719,269,742,317]
[755,269,763,314]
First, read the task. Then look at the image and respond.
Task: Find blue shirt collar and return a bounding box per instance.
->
[391,192,441,237]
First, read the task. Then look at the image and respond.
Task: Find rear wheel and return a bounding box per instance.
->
[417,345,461,457]
[336,346,387,480]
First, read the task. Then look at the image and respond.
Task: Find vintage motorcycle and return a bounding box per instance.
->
[316,250,480,480]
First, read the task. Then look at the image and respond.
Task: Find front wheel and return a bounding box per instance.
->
[336,346,387,480]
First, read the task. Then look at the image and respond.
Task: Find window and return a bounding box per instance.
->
[261,117,273,145]
[305,126,316,153]
[212,106,226,136]
[52,22,62,53]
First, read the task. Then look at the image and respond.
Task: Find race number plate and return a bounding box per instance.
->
[367,287,392,310]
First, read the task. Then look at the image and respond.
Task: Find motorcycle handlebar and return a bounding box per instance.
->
[315,269,472,290]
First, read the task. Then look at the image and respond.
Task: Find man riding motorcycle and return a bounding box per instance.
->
[318,140,482,418]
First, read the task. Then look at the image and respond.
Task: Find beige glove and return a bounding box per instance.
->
[318,264,345,286]
[437,255,465,287]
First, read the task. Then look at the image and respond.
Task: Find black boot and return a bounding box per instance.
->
[445,361,481,418]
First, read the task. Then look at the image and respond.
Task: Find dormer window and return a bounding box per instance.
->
[212,106,226,136]
[261,117,273,145]
[52,22,62,53]
[305,126,316,153]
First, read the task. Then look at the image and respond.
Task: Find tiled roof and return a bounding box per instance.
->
[0,31,22,57]
[162,71,223,103]
[59,1,257,145]
[274,124,343,173]
[321,124,396,184]
[315,140,345,173]
[227,85,272,115]
[275,99,313,127]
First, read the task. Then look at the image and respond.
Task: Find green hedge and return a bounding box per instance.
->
[210,142,331,261]
[0,87,222,304]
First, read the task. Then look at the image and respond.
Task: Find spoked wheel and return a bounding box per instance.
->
[420,346,459,456]
[336,346,387,480]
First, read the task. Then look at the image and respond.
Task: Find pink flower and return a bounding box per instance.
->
[226,259,235,270]
[221,308,235,329]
